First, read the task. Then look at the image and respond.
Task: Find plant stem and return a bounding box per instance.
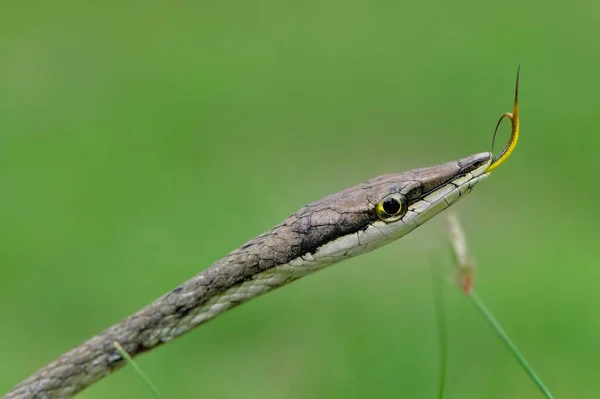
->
[430,265,448,399]
[468,292,554,399]
[113,342,163,398]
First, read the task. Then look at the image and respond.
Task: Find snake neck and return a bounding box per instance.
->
[4,220,342,399]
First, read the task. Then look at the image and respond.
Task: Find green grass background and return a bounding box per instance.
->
[1,1,598,397]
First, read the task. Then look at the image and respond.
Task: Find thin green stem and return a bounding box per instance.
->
[468,292,553,399]
[431,266,448,399]
[113,342,163,398]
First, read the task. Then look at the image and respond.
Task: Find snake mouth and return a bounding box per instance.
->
[401,152,492,230]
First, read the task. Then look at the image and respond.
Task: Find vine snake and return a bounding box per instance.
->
[4,69,520,399]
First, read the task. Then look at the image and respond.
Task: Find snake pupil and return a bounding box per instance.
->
[382,197,401,215]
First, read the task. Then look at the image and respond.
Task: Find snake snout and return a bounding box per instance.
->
[459,152,492,177]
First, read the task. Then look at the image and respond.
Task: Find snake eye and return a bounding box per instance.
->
[375,194,407,222]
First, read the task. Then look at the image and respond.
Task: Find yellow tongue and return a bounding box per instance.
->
[486,66,520,173]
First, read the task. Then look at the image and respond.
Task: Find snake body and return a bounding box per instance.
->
[5,152,491,398]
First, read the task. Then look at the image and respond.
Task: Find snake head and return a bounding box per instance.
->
[284,152,492,262]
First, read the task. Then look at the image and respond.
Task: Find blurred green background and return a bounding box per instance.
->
[1,1,598,398]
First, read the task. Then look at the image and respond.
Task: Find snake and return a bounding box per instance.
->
[4,69,520,399]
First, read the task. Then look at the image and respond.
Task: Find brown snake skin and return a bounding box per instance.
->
[4,153,490,398]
